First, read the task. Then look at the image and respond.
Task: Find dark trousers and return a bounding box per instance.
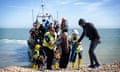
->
[71,52,82,62]
[59,49,70,69]
[44,47,54,69]
[89,40,99,65]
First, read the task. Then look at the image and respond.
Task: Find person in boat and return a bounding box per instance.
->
[59,18,71,69]
[32,44,46,70]
[70,29,83,69]
[28,20,39,49]
[44,19,50,32]
[42,27,57,70]
[53,19,60,37]
[34,22,41,44]
[38,23,46,46]
[77,18,101,68]
[53,48,61,70]
[29,19,41,44]
[29,20,38,39]
[60,17,68,33]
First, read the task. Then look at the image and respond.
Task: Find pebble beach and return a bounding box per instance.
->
[0,62,120,72]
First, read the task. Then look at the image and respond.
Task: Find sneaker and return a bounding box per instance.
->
[88,65,95,68]
[94,64,100,68]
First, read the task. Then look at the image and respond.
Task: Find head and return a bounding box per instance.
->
[33,19,39,27]
[33,23,37,28]
[40,23,44,27]
[78,18,85,27]
[62,32,68,39]
[61,18,68,30]
[72,29,79,37]
[48,23,54,29]
[35,44,41,50]
[53,19,57,25]
[49,28,55,35]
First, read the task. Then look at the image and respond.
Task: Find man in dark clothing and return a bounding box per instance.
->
[77,18,101,68]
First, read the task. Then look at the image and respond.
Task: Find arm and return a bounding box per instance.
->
[77,31,85,42]
[45,35,50,42]
[44,35,54,46]
[33,51,37,55]
[93,28,101,43]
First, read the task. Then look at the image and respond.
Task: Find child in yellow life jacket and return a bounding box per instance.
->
[53,48,61,70]
[70,29,83,69]
[32,44,46,70]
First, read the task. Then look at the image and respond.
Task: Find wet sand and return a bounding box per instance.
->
[0,62,120,72]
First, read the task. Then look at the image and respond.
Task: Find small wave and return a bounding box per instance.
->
[0,39,27,45]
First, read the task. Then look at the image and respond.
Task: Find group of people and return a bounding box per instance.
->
[28,17,101,70]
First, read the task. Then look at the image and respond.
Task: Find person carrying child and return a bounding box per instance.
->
[70,29,83,69]
[32,44,46,70]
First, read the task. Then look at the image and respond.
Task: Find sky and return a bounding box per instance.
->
[0,0,120,28]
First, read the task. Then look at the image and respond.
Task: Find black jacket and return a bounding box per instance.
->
[78,23,100,42]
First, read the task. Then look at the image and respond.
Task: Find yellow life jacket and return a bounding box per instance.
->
[71,36,82,53]
[75,45,82,53]
[43,32,56,50]
[33,49,39,59]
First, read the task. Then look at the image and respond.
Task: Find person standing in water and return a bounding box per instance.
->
[77,18,101,68]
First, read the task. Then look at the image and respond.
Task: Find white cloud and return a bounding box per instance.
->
[60,1,70,5]
[74,2,89,5]
[56,0,110,9]
[74,0,110,11]
[57,0,77,5]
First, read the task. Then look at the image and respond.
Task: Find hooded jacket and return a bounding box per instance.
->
[78,22,100,42]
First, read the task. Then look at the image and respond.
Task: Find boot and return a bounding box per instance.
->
[54,63,59,70]
[53,63,56,69]
[55,63,59,69]
[35,64,39,70]
[78,58,82,69]
[32,64,36,69]
[72,62,75,69]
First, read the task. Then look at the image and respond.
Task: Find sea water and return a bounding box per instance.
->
[0,28,120,68]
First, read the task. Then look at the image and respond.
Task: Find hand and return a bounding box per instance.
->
[48,42,54,46]
[97,39,101,44]
[39,55,44,61]
[77,42,82,45]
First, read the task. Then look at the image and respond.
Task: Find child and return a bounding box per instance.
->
[32,44,46,70]
[53,48,61,70]
[70,29,83,69]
